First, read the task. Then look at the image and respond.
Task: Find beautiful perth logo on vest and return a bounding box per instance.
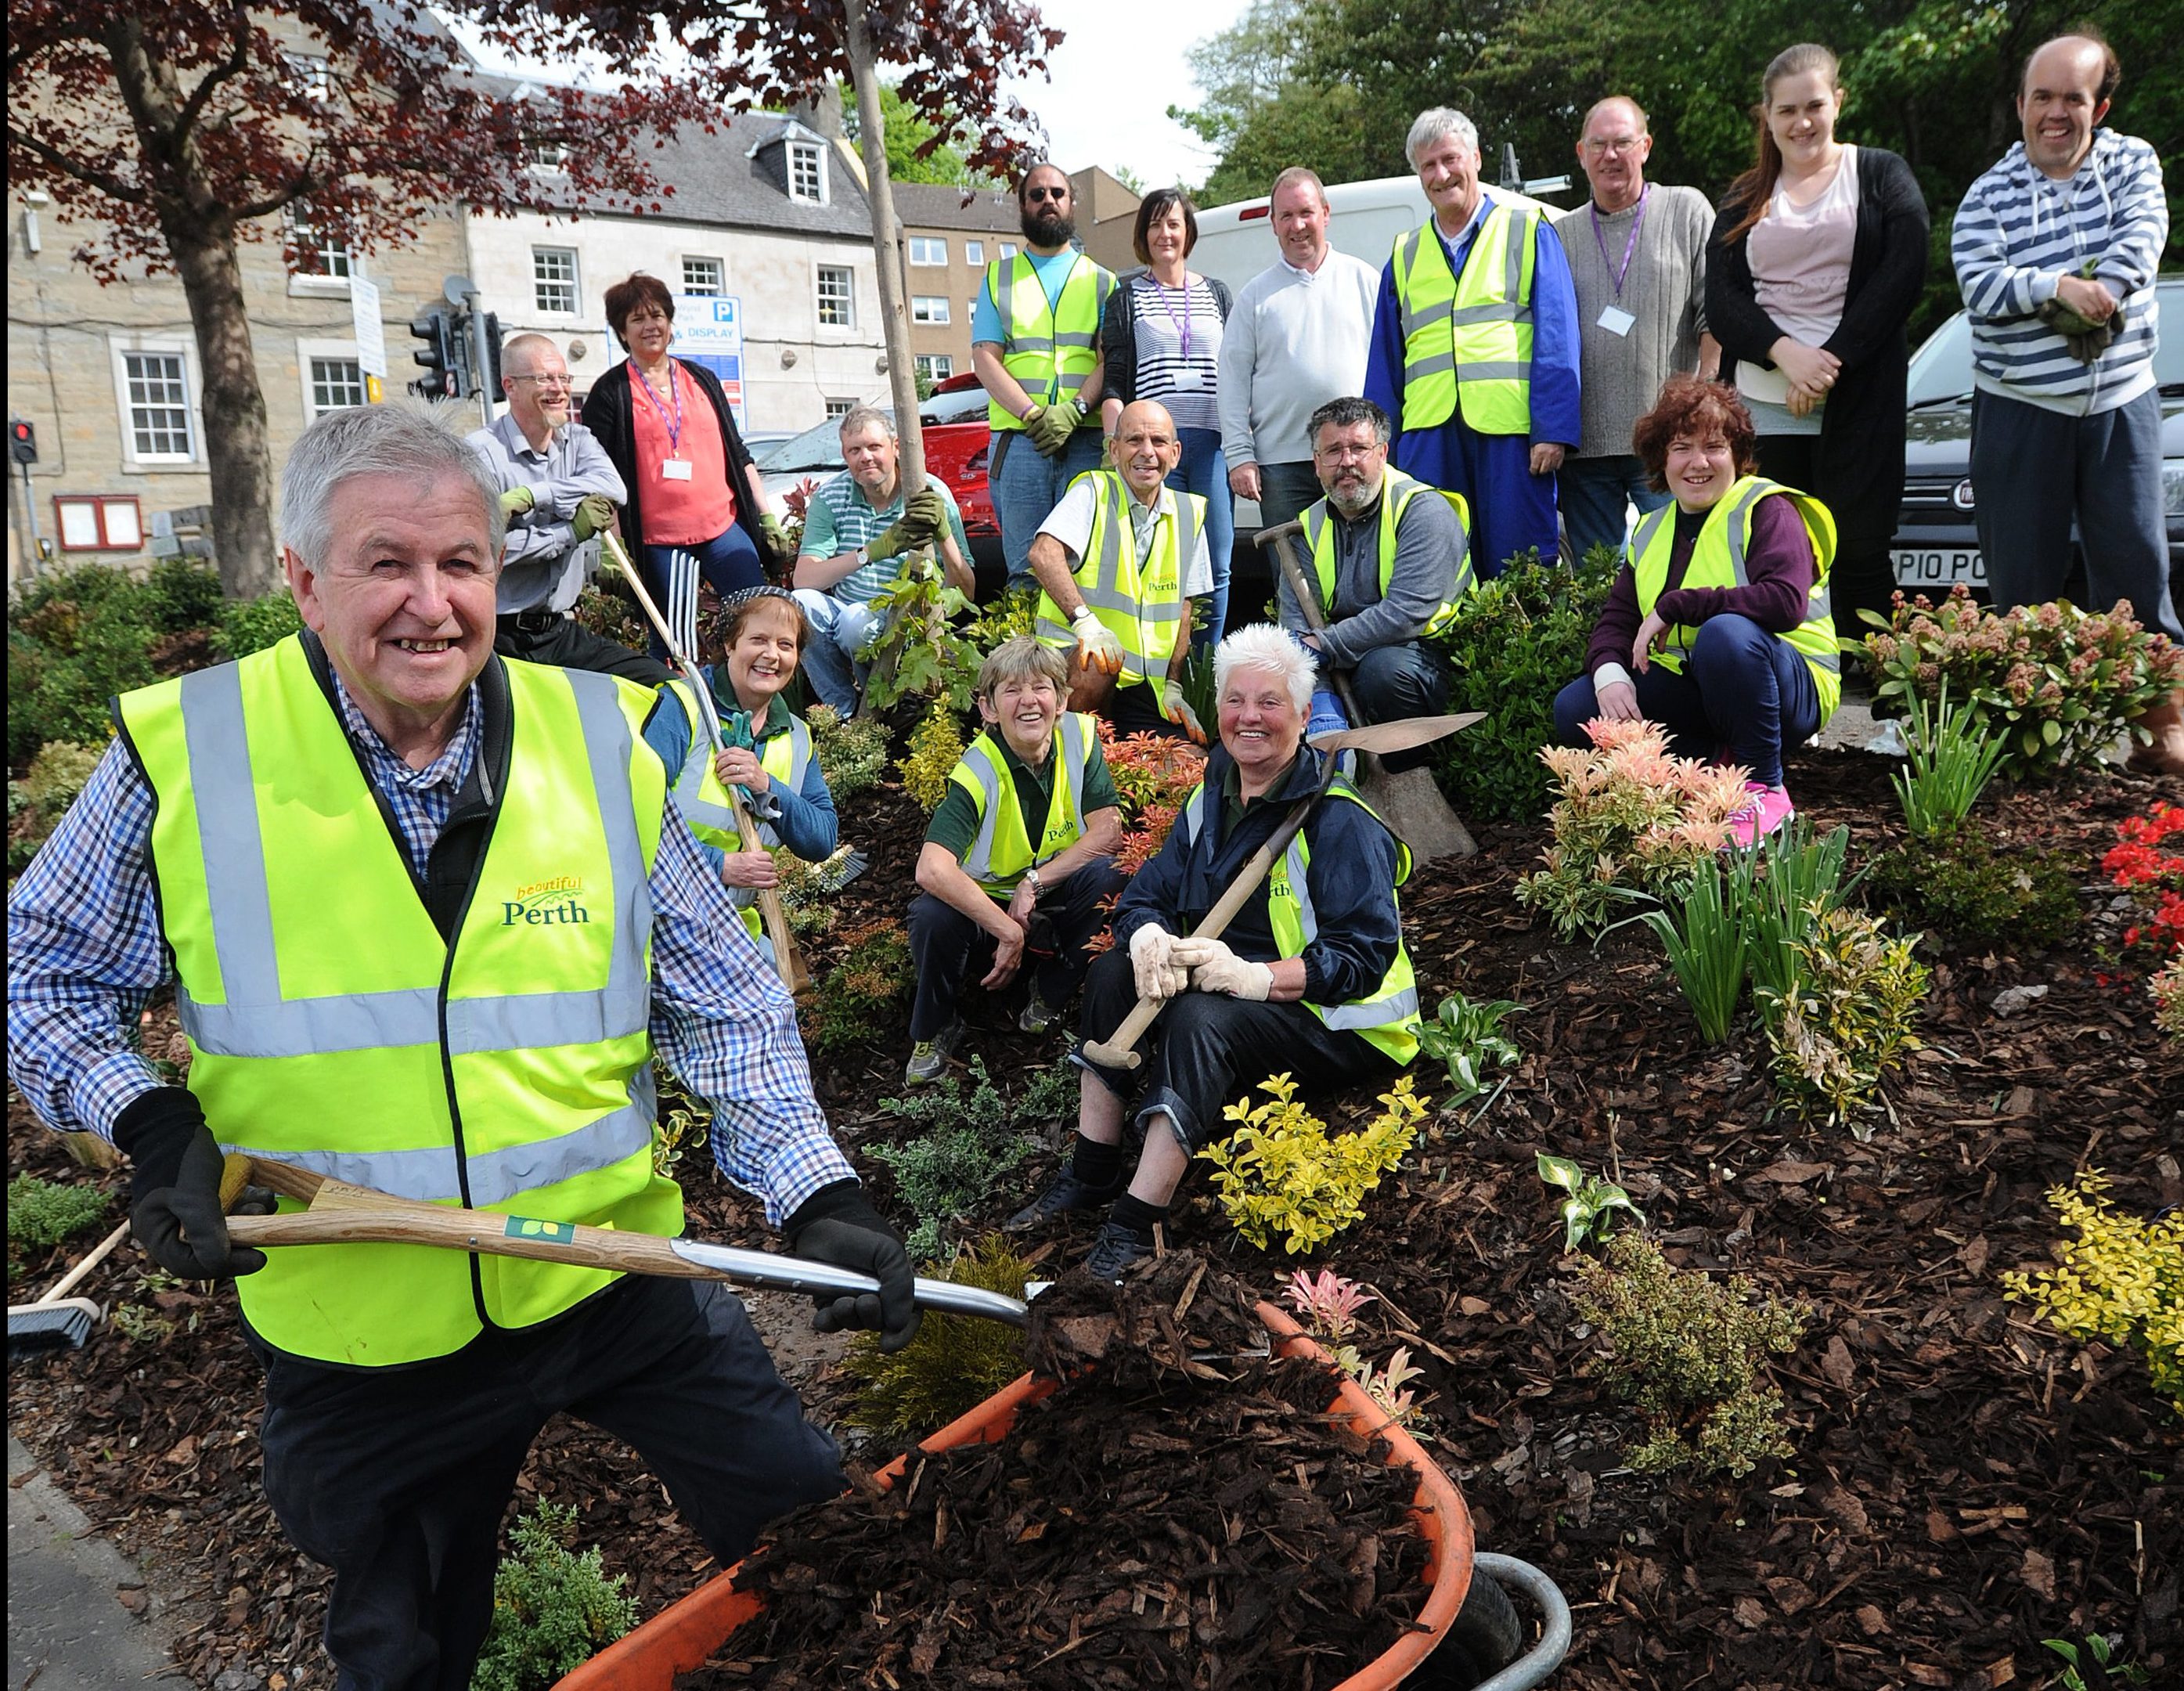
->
[502,875,590,927]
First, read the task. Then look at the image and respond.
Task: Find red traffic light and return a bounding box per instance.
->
[9,418,35,465]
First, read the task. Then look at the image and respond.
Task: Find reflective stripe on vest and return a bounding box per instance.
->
[1391,201,1538,434]
[953,713,1093,894]
[1033,471,1201,687]
[1175,774,1420,1063]
[665,680,810,945]
[1627,475,1842,720]
[1299,467,1474,639]
[114,641,679,1366]
[986,253,1114,432]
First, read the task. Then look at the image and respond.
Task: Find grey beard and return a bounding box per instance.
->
[1328,485,1379,518]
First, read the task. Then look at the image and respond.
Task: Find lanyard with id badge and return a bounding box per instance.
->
[1589,185,1649,339]
[1148,276,1206,389]
[637,365,694,480]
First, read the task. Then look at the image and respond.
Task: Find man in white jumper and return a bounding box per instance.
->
[1953,30,2179,773]
[1216,168,1384,533]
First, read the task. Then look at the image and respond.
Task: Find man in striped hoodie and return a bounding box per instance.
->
[1953,31,2180,774]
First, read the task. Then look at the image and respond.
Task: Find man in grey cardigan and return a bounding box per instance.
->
[1554,97,1718,561]
[1217,168,1384,533]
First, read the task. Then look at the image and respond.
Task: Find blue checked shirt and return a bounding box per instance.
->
[5,665,855,1227]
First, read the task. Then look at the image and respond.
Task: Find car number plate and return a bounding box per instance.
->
[1890,548,1984,588]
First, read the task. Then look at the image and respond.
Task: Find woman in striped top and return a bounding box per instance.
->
[1101,189,1236,643]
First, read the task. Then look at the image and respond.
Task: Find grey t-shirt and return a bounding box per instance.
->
[1555,185,1714,459]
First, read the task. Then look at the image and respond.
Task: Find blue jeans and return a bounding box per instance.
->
[992,427,1106,589]
[1169,427,1235,642]
[789,590,886,715]
[1255,461,1324,534]
[1557,455,1669,564]
[1552,613,1820,788]
[643,527,763,662]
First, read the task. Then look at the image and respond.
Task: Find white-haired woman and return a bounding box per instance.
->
[1006,624,1424,1278]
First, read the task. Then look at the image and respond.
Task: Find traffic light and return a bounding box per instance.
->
[478,312,504,395]
[9,418,35,464]
[409,308,462,398]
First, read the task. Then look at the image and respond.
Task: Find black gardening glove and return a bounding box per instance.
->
[113,1088,273,1281]
[785,1180,921,1353]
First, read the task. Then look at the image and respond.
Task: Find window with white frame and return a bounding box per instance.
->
[308,357,367,417]
[787,139,826,204]
[682,256,724,297]
[815,265,853,328]
[965,240,985,265]
[910,296,950,325]
[287,204,351,279]
[824,398,854,420]
[999,241,1018,260]
[533,247,578,314]
[915,353,954,384]
[119,350,195,462]
[525,139,570,173]
[283,52,332,105]
[908,236,948,266]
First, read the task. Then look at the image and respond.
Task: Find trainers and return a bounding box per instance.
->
[902,1020,964,1086]
[1004,1168,1124,1232]
[1083,1220,1154,1282]
[1018,990,1058,1034]
[1725,781,1796,849]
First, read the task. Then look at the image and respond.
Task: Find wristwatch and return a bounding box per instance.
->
[1022,867,1043,894]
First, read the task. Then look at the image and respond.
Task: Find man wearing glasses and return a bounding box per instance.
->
[469,333,673,683]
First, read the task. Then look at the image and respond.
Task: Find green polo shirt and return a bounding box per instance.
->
[926,724,1120,861]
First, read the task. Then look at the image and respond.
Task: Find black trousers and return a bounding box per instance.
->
[1072,946,1397,1152]
[250,1275,841,1691]
[907,859,1127,1040]
[1753,435,1897,645]
[494,610,676,687]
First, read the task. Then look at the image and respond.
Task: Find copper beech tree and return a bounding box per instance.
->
[8,0,1057,596]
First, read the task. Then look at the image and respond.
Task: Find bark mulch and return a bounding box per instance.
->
[7,742,2180,1691]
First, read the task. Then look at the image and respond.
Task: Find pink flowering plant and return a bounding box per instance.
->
[1517,718,1756,937]
[1861,588,2184,778]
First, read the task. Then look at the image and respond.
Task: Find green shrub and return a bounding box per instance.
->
[863,558,977,712]
[1864,825,2080,949]
[9,738,106,872]
[469,1502,637,1691]
[1427,546,1616,823]
[1891,682,2008,837]
[140,558,226,636]
[896,701,964,812]
[801,918,912,1058]
[842,1236,1034,1438]
[873,1058,1043,1260]
[1641,853,1750,1044]
[214,589,302,658]
[569,582,649,654]
[1572,1231,1809,1479]
[7,1172,112,1252]
[1416,991,1526,1105]
[804,704,889,802]
[1863,587,2184,778]
[1758,905,1929,1129]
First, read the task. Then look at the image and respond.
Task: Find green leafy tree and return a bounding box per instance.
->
[843,79,980,186]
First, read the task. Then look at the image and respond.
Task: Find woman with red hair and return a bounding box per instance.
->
[1552,378,1841,846]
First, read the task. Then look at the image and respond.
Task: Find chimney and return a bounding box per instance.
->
[792,83,845,141]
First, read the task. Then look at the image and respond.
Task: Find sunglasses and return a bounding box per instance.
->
[1025,186,1068,204]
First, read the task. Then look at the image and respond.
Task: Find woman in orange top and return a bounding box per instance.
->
[582,272,793,661]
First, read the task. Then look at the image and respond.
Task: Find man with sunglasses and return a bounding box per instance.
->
[973,164,1117,587]
[469,333,673,683]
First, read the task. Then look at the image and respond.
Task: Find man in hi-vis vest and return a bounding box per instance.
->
[972,161,1117,587]
[5,406,915,1691]
[1364,106,1584,580]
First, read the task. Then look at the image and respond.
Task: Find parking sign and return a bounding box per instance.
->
[672,295,746,431]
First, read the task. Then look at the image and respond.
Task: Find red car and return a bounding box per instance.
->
[753,373,1005,594]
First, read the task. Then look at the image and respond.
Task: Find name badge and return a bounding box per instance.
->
[661,458,694,481]
[1168,366,1206,390]
[1596,305,1636,337]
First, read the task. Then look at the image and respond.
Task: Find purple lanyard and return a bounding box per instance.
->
[633,361,685,456]
[1148,275,1194,362]
[1588,185,1649,301]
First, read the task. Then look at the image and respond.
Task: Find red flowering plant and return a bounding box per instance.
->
[1861,588,2184,779]
[2102,801,2184,967]
[1084,722,1206,951]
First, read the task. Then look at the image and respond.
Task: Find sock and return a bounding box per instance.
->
[1108,1192,1169,1242]
[1069,1134,1124,1191]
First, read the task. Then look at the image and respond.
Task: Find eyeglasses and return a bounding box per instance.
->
[1313,442,1383,463]
[1581,135,1646,156]
[509,373,572,390]
[1025,186,1068,204]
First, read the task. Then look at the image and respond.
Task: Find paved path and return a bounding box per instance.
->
[7,1433,191,1690]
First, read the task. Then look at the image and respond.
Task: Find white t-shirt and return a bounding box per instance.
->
[1037,477,1214,598]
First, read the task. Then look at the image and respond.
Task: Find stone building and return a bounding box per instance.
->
[892,182,1022,389]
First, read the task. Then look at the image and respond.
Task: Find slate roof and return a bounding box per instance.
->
[892,181,1020,233]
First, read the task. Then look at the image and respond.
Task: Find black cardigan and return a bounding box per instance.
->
[1100,269,1236,409]
[1705,147,1930,551]
[580,356,766,557]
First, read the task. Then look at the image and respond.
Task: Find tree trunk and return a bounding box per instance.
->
[842,0,928,499]
[162,210,278,596]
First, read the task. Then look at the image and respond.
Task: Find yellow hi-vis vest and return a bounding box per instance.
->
[1173,776,1422,1065]
[1033,471,1202,690]
[985,251,1115,432]
[946,713,1097,899]
[1627,475,1843,722]
[1299,466,1474,639]
[114,639,679,1367]
[661,680,813,948]
[1391,199,1540,435]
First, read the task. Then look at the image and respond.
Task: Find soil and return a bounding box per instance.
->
[8,739,2181,1691]
[675,1256,1433,1690]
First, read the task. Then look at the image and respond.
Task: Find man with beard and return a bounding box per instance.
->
[1278,397,1470,758]
[972,163,1117,588]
